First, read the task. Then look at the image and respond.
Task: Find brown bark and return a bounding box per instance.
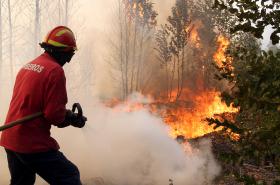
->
[0,0,2,70]
[178,46,185,99]
[169,57,176,102]
[135,24,145,92]
[118,0,125,100]
[34,0,40,57]
[124,15,130,98]
[130,19,138,93]
[65,0,69,25]
[8,0,13,79]
[176,55,180,101]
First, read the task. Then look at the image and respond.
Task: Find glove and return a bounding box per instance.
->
[64,109,87,128]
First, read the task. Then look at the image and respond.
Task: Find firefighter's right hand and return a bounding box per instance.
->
[64,109,87,128]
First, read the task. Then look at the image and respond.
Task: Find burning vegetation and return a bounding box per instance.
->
[213,35,230,67]
[108,26,238,139]
[156,89,238,138]
[106,0,242,141]
[107,0,241,140]
[107,89,238,139]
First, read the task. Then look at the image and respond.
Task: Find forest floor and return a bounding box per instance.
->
[192,133,280,185]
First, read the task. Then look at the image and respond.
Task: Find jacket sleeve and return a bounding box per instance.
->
[43,67,68,126]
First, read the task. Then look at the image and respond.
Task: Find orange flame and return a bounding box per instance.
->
[124,0,145,20]
[107,90,238,139]
[186,21,202,48]
[155,90,238,138]
[213,35,234,69]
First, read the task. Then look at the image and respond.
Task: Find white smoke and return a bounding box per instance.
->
[0,95,221,185]
[51,94,220,185]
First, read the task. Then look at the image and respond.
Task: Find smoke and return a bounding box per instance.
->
[0,95,221,185]
[51,94,221,185]
[0,1,222,184]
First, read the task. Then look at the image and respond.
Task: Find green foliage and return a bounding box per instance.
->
[214,0,280,44]
[224,48,280,110]
[155,25,172,66]
[212,42,280,164]
[205,0,280,180]
[189,0,236,36]
[234,173,280,185]
[167,0,191,55]
[154,0,193,101]
[235,173,258,185]
[155,0,192,61]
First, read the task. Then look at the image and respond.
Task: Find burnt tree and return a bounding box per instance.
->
[156,0,191,102]
[109,0,157,100]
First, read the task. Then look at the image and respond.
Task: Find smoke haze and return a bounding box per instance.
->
[46,95,221,185]
[0,1,221,184]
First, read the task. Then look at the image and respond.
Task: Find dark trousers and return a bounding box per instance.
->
[5,149,82,185]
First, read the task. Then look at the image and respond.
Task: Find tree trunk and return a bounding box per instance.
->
[58,0,62,24]
[65,0,69,25]
[118,0,125,100]
[176,55,181,102]
[0,0,2,72]
[130,19,138,93]
[165,63,170,100]
[34,0,40,57]
[169,57,176,102]
[135,24,145,92]
[178,46,185,99]
[8,0,13,79]
[124,15,130,98]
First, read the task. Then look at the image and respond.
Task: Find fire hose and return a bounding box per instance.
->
[0,103,84,132]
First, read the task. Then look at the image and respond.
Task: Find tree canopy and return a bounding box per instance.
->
[214,0,280,44]
[209,0,280,170]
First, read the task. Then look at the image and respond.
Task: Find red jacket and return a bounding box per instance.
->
[0,53,68,153]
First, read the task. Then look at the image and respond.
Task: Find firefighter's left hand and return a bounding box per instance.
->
[72,114,87,128]
[64,109,87,128]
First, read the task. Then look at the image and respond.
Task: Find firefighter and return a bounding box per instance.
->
[0,26,87,185]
